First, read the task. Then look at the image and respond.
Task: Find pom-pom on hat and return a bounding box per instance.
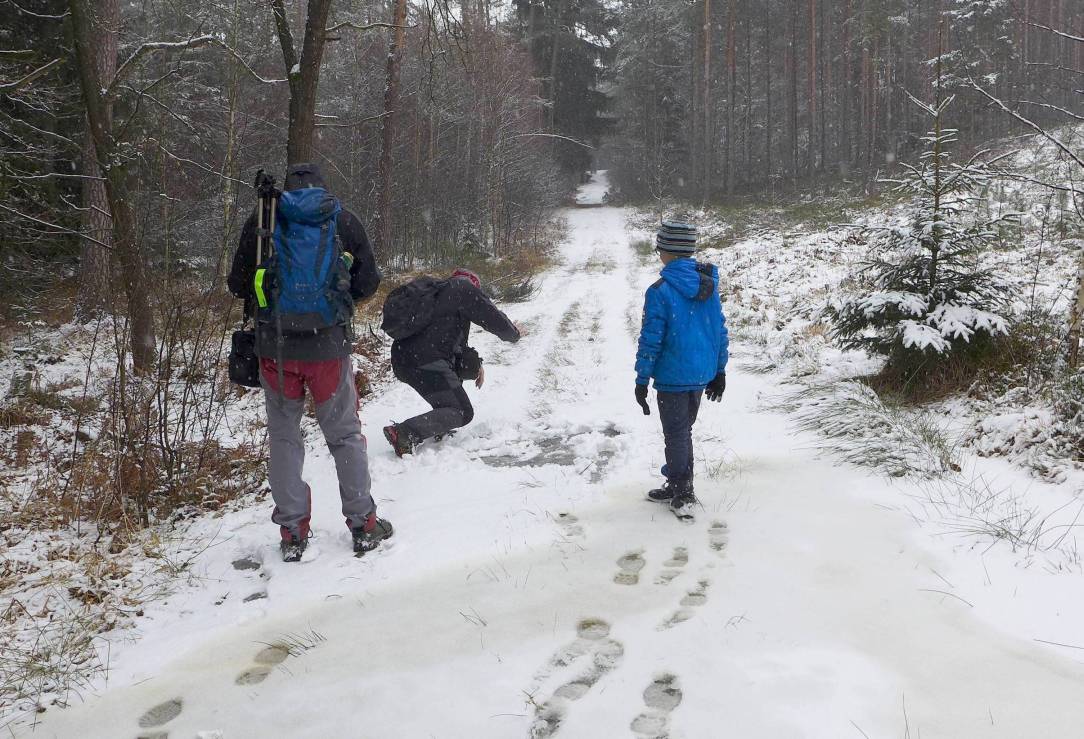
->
[656,219,698,255]
[451,268,481,289]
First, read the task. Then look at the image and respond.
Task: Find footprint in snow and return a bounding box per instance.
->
[529,619,625,738]
[137,698,182,730]
[660,579,711,630]
[555,512,585,540]
[614,550,646,585]
[655,546,688,585]
[708,520,729,554]
[631,673,684,739]
[235,643,290,686]
[232,554,270,603]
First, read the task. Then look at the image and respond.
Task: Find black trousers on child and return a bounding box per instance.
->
[657,390,703,484]
[393,359,475,442]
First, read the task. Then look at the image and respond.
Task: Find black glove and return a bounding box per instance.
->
[635,384,650,415]
[705,371,726,402]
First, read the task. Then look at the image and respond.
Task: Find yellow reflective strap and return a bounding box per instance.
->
[254,268,268,308]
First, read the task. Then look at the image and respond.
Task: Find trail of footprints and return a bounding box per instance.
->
[529,618,625,738]
[133,641,296,737]
[534,518,729,737]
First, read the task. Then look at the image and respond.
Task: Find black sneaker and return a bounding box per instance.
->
[280,534,307,563]
[383,424,414,458]
[647,480,684,503]
[352,517,394,556]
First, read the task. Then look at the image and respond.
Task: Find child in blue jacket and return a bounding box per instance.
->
[634,220,729,515]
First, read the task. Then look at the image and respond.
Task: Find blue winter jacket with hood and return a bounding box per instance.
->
[635,258,729,392]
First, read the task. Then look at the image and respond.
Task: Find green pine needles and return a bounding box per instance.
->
[826,92,1019,384]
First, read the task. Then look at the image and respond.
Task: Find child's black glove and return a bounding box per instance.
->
[634,384,650,415]
[705,371,726,402]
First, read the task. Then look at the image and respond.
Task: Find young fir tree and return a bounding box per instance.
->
[826,87,1018,384]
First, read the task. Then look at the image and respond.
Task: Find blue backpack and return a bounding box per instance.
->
[253,188,354,332]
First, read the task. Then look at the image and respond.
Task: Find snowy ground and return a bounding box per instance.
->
[22,172,1084,738]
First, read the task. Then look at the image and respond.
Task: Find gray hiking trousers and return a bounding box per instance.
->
[261,356,374,537]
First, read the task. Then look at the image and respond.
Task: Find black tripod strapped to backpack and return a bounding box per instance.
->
[228,169,281,388]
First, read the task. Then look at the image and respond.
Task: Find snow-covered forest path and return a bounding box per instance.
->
[34,174,1084,738]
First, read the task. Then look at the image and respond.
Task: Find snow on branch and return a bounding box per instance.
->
[966,76,1084,172]
[0,57,63,93]
[108,34,285,99]
[0,202,111,249]
[325,20,414,33]
[1028,21,1084,45]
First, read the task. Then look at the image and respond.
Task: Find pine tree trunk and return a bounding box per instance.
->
[76,0,118,317]
[378,0,409,257]
[69,0,157,374]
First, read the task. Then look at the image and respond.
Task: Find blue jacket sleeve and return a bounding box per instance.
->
[635,286,667,386]
[718,304,730,373]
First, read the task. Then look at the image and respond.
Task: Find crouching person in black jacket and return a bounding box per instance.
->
[383,269,520,457]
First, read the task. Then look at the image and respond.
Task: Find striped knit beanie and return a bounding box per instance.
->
[656,219,698,255]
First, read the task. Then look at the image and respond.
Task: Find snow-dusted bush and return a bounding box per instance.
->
[826,94,1019,383]
[773,381,959,478]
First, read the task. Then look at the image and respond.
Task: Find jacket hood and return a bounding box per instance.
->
[660,258,717,301]
[277,187,341,226]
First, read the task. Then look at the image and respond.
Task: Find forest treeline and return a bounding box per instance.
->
[608,0,1084,201]
[1,0,1083,368]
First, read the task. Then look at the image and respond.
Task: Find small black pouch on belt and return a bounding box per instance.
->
[228,327,260,388]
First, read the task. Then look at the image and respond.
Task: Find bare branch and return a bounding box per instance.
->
[1028,21,1084,45]
[1017,100,1084,122]
[0,57,63,93]
[315,111,391,128]
[0,49,36,58]
[0,202,112,249]
[325,21,414,33]
[1026,61,1084,78]
[4,0,69,19]
[509,132,596,149]
[271,0,298,82]
[109,35,284,99]
[966,76,1084,172]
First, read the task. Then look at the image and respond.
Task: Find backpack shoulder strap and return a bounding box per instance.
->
[650,277,665,290]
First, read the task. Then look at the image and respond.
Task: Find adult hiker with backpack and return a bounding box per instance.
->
[227,163,393,562]
[635,220,729,520]
[381,269,520,456]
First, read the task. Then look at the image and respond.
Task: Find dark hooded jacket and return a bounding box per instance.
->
[390,277,520,369]
[635,258,729,392]
[228,164,381,361]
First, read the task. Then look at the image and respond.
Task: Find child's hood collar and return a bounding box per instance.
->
[659,259,717,301]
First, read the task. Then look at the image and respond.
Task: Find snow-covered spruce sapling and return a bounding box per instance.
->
[826,92,1019,387]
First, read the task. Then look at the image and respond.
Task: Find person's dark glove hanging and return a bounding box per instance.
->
[635,384,650,415]
[705,371,726,402]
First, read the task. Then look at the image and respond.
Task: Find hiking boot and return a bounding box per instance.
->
[648,477,694,503]
[352,514,394,556]
[647,479,687,503]
[280,533,307,563]
[669,491,699,517]
[383,423,414,458]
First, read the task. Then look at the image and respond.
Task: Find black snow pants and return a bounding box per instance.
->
[393,359,475,441]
